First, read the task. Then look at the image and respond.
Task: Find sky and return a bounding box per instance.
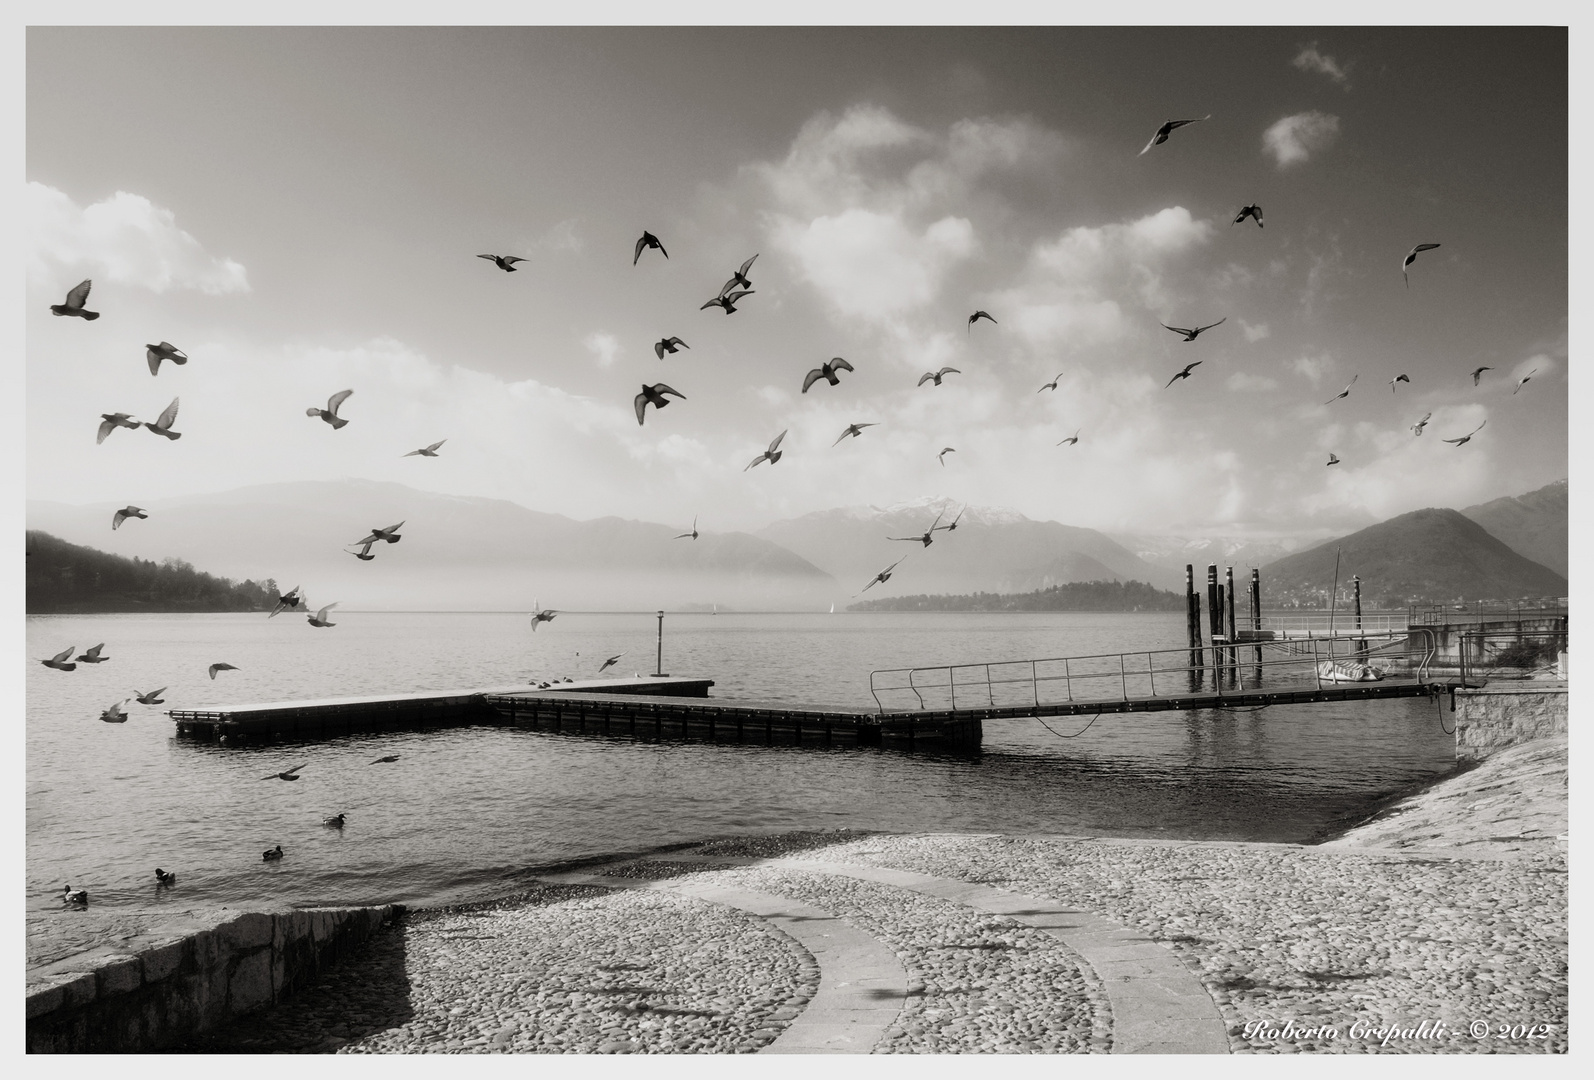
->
[24,24,1570,544]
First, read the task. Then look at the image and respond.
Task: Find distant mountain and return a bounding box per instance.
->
[850,579,1185,613]
[26,480,836,611]
[1258,507,1568,608]
[756,496,1182,597]
[26,530,276,613]
[1110,533,1315,578]
[1460,478,1568,578]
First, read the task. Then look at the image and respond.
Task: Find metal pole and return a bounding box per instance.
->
[654,610,664,676]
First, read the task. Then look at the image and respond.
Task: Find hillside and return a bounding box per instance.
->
[1258,508,1568,608]
[1460,478,1568,577]
[849,579,1184,613]
[26,530,276,613]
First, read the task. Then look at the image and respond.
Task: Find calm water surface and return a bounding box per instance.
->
[27,611,1458,913]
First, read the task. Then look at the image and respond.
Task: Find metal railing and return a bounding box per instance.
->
[1457,629,1568,685]
[869,629,1437,714]
[1409,597,1568,626]
[1260,613,1409,637]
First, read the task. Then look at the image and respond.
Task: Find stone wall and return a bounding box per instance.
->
[25,903,401,1053]
[1454,682,1569,763]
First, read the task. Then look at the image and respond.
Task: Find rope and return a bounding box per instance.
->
[1434,686,1455,735]
[1033,712,1101,738]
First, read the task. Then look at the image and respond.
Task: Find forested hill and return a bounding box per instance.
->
[26,530,276,613]
[848,579,1183,613]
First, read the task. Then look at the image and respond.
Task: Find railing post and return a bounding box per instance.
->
[1147,653,1156,696]
[1312,639,1323,689]
[1063,657,1072,701]
[1119,653,1128,700]
[1032,660,1039,707]
[986,664,994,707]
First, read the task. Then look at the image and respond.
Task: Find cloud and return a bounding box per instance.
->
[27,182,249,294]
[771,209,975,320]
[583,331,621,368]
[533,218,583,253]
[1262,112,1341,169]
[1511,353,1556,384]
[1227,372,1279,392]
[1292,44,1350,87]
[1239,319,1270,342]
[1292,354,1332,387]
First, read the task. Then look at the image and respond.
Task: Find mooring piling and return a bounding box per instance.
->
[1186,564,1204,687]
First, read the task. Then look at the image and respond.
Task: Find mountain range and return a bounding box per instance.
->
[1459,479,1568,578]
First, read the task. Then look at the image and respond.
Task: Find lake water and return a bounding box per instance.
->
[26,611,1458,914]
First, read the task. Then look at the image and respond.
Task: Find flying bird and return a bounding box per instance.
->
[97,413,140,444]
[723,254,758,293]
[634,231,668,264]
[701,289,753,314]
[371,755,400,764]
[1037,374,1064,393]
[1326,453,1341,466]
[323,813,347,829]
[745,429,788,471]
[918,367,960,387]
[833,422,878,445]
[478,254,526,272]
[99,699,132,724]
[145,342,188,375]
[802,357,854,393]
[76,643,109,664]
[1139,115,1210,155]
[1165,361,1203,387]
[307,603,338,628]
[635,382,686,425]
[262,846,284,862]
[674,516,699,540]
[1390,374,1410,392]
[208,662,239,679]
[938,447,955,466]
[63,886,89,906]
[890,512,945,547]
[41,647,77,672]
[1325,375,1359,404]
[1233,204,1264,228]
[1402,243,1441,287]
[1443,420,1487,446]
[112,506,148,530]
[1411,412,1433,436]
[269,586,305,617]
[598,653,625,674]
[261,763,307,781]
[1471,366,1493,386]
[654,337,689,360]
[858,558,905,595]
[968,310,997,332]
[135,687,167,705]
[353,522,405,546]
[1057,429,1081,446]
[51,279,100,320]
[1513,369,1538,394]
[348,541,377,561]
[404,440,446,457]
[1161,317,1226,341]
[938,506,967,532]
[144,398,182,440]
[307,389,353,429]
[530,602,558,631]
[155,869,176,887]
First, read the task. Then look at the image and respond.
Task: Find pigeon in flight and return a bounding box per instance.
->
[1165,361,1203,387]
[654,337,689,360]
[858,558,905,595]
[262,846,284,861]
[41,647,77,672]
[598,653,625,674]
[144,398,182,440]
[112,506,148,530]
[635,383,686,425]
[531,601,558,631]
[208,662,239,679]
[1402,243,1441,287]
[371,755,400,764]
[1057,429,1081,446]
[918,367,960,387]
[968,310,997,332]
[307,603,339,628]
[269,586,305,617]
[634,231,668,264]
[1513,369,1538,394]
[135,687,167,705]
[890,512,945,547]
[1471,366,1493,386]
[938,506,967,532]
[100,699,132,724]
[307,389,353,429]
[1443,420,1487,446]
[323,813,347,829]
[745,429,788,471]
[478,254,526,272]
[353,522,405,546]
[1326,452,1341,466]
[261,763,307,781]
[1411,412,1433,436]
[51,279,100,320]
[802,357,854,393]
[349,541,377,561]
[1325,375,1358,404]
[76,644,109,664]
[701,289,753,314]
[145,342,188,376]
[97,413,140,444]
[938,447,955,466]
[1161,317,1226,341]
[1390,374,1410,392]
[1037,374,1064,393]
[1139,115,1210,155]
[723,254,758,294]
[404,440,446,457]
[674,516,699,540]
[833,422,878,446]
[1233,204,1264,228]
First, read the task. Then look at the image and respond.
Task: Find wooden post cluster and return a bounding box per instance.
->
[1250,568,1263,681]
[1224,566,1238,682]
[1353,576,1366,660]
[1186,564,1204,686]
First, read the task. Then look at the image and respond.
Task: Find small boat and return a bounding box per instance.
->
[1317,660,1385,683]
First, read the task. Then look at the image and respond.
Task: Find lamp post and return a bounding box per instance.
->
[654,610,665,677]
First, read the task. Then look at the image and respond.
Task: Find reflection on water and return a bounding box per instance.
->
[27,612,1457,913]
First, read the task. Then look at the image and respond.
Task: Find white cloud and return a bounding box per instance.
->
[583,331,621,368]
[1239,319,1270,342]
[1262,112,1341,169]
[772,209,975,320]
[533,218,584,253]
[27,182,249,294]
[1292,354,1331,387]
[1227,372,1279,392]
[1292,44,1350,87]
